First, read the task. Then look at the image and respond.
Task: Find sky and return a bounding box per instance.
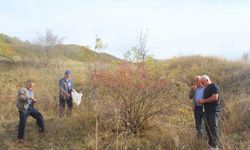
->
[1,0,250,60]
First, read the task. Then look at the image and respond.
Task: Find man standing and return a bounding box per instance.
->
[59,70,73,117]
[16,80,45,143]
[189,75,205,139]
[198,75,220,150]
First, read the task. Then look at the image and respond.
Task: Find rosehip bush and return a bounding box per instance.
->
[87,62,171,134]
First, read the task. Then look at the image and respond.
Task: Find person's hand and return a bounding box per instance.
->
[198,99,206,104]
[65,93,71,97]
[32,97,37,103]
[192,84,197,90]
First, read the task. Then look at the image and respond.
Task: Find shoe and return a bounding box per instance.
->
[38,128,45,133]
[18,139,24,143]
[208,145,219,150]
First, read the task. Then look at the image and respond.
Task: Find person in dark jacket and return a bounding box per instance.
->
[16,80,45,143]
[198,75,220,150]
[59,70,74,117]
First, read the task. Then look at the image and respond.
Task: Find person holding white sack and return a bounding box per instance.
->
[59,70,74,117]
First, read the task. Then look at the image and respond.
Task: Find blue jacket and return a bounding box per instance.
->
[59,78,73,98]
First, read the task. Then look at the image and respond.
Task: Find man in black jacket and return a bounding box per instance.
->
[198,75,220,150]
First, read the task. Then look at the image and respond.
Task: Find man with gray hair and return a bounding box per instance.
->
[189,75,205,139]
[16,80,45,143]
[198,75,221,150]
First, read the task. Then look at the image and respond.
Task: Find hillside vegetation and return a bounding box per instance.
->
[0,34,249,150]
[0,33,119,64]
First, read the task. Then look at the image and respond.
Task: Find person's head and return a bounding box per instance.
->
[64,70,71,79]
[26,80,35,90]
[201,75,212,87]
[194,75,202,87]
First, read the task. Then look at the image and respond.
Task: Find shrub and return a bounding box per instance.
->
[87,62,171,135]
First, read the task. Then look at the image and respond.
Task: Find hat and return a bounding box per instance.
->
[65,70,72,75]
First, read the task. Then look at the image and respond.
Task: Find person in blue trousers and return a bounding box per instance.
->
[189,75,205,139]
[16,80,45,143]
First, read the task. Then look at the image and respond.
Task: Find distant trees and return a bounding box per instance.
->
[94,35,107,52]
[241,51,250,63]
[33,29,64,67]
[124,30,151,62]
[34,29,63,47]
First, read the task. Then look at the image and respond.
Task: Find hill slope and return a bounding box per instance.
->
[0,33,120,63]
[0,34,249,149]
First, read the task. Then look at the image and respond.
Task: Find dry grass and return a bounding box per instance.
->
[0,56,250,150]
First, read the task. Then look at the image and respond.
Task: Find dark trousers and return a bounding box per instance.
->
[194,106,204,138]
[204,111,220,148]
[18,107,45,140]
[59,96,73,117]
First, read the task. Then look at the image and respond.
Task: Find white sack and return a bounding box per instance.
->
[71,89,82,106]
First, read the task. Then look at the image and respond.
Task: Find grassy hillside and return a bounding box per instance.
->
[57,44,120,63]
[0,33,120,63]
[0,34,249,149]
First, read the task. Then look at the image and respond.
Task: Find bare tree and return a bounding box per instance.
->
[241,51,249,62]
[34,29,63,47]
[124,29,149,62]
[33,29,64,67]
[123,50,132,61]
[135,30,149,62]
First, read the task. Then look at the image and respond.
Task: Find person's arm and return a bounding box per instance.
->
[198,84,219,104]
[18,89,28,102]
[59,79,71,97]
[189,88,195,99]
[202,94,219,103]
[189,84,196,99]
[31,91,37,103]
[59,79,67,94]
[69,79,74,91]
[189,86,196,110]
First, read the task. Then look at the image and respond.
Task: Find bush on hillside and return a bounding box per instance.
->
[87,61,172,135]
